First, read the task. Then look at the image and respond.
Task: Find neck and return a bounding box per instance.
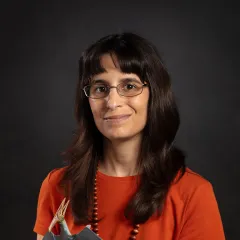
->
[99,135,142,177]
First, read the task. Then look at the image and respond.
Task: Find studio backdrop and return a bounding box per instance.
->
[2,1,239,240]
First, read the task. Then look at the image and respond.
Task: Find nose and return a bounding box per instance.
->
[105,87,122,110]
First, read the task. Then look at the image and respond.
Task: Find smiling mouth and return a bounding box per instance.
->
[103,114,131,123]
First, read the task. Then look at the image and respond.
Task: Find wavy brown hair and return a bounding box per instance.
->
[61,32,186,225]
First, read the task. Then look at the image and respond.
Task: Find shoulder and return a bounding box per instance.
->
[170,167,213,203]
[34,167,68,235]
[45,167,67,186]
[168,168,225,239]
[40,167,67,196]
[178,167,210,187]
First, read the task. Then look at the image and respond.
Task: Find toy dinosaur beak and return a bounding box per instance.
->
[48,198,70,232]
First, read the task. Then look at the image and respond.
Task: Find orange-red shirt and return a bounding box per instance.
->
[33,167,225,239]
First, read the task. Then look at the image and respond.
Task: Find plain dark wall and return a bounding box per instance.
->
[2,1,239,239]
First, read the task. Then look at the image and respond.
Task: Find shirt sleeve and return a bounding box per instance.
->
[33,172,54,236]
[179,182,225,240]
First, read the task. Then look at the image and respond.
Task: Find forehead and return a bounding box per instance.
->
[99,54,120,71]
[92,54,141,82]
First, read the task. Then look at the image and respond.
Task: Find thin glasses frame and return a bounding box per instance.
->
[82,82,148,99]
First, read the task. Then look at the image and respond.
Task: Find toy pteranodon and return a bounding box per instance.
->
[43,198,101,240]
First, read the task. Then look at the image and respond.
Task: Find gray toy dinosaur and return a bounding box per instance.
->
[43,198,101,240]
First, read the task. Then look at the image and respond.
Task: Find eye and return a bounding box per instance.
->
[123,83,137,91]
[126,84,136,90]
[92,85,108,93]
[122,82,139,92]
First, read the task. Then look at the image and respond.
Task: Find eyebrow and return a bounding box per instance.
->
[91,78,141,85]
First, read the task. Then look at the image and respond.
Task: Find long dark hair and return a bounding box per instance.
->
[61,32,186,225]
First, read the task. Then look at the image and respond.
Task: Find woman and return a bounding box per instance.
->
[34,32,225,240]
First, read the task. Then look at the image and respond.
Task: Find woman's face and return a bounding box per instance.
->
[88,54,150,141]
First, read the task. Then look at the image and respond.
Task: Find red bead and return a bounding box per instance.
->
[129,235,137,240]
[91,167,140,239]
[131,229,139,235]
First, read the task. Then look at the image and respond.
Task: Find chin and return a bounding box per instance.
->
[96,122,145,142]
[108,136,131,142]
[105,132,131,141]
[103,129,142,142]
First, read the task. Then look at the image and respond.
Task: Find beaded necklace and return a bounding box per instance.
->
[91,168,140,239]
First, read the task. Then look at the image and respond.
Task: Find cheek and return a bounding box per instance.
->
[131,92,149,115]
[89,99,103,120]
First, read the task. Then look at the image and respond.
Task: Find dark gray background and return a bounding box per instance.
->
[2,1,239,239]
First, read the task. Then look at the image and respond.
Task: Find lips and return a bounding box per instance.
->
[103,114,131,120]
[104,114,130,120]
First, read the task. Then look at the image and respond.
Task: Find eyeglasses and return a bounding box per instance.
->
[83,82,148,99]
